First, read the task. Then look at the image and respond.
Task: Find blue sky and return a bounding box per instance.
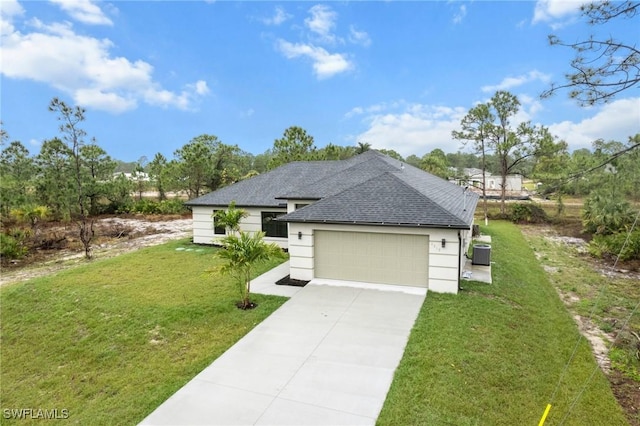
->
[1,0,638,162]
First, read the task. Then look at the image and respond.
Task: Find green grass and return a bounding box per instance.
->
[0,239,287,425]
[522,225,640,390]
[378,221,628,426]
[522,225,639,328]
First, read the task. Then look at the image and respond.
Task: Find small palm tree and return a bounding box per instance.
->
[213,201,248,233]
[355,141,371,154]
[582,191,633,235]
[10,205,50,230]
[217,231,284,309]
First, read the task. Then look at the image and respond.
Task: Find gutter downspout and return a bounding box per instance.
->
[457,230,462,292]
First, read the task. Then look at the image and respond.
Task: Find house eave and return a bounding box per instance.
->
[274,196,322,201]
[279,218,472,230]
[184,202,287,209]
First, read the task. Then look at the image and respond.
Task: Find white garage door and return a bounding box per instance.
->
[314,231,429,287]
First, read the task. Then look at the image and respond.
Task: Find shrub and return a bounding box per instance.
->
[132,199,158,215]
[0,228,30,259]
[128,199,187,215]
[509,203,549,224]
[588,229,640,262]
[10,205,51,228]
[157,199,187,215]
[582,192,634,235]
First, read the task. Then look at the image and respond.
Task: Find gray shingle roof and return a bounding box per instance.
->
[277,154,398,200]
[185,150,478,228]
[184,160,345,207]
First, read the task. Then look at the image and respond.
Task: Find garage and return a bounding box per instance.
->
[314,230,430,287]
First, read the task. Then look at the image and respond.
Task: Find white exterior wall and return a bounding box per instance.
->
[504,175,523,192]
[428,227,464,294]
[191,206,288,248]
[486,175,522,191]
[192,206,216,245]
[286,200,317,213]
[288,223,315,281]
[288,223,462,294]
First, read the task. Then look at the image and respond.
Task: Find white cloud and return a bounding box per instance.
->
[277,39,352,79]
[348,25,371,47]
[345,106,364,119]
[143,88,185,109]
[305,4,339,44]
[0,0,24,34]
[262,6,291,26]
[481,70,551,93]
[351,102,468,157]
[346,101,403,119]
[548,97,640,151]
[519,94,545,117]
[453,4,467,24]
[0,12,208,113]
[188,80,210,96]
[75,88,136,113]
[1,0,24,18]
[532,0,584,26]
[274,4,367,78]
[50,0,113,26]
[350,94,638,157]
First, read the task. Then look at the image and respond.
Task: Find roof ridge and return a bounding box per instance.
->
[339,154,397,172]
[278,170,475,228]
[291,165,387,201]
[390,165,475,223]
[276,153,396,199]
[384,171,466,223]
[279,157,353,196]
[315,170,459,221]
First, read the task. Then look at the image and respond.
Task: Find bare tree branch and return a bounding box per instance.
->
[541,1,640,106]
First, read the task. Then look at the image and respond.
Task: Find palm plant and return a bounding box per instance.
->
[213,201,248,233]
[10,205,50,230]
[355,141,371,154]
[582,192,634,235]
[217,231,284,309]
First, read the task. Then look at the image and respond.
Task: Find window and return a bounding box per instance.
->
[261,212,287,238]
[295,203,310,210]
[213,210,226,235]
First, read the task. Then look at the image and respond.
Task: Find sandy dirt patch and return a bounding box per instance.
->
[1,216,193,287]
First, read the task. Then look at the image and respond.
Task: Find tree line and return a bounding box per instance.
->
[3,101,637,220]
[1,89,638,262]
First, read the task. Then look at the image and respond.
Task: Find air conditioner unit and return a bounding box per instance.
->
[472,244,491,266]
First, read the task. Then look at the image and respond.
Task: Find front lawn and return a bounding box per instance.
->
[378,221,628,425]
[0,239,287,424]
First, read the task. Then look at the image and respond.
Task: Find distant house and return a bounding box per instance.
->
[113,172,150,182]
[453,168,523,192]
[484,175,522,192]
[186,151,479,294]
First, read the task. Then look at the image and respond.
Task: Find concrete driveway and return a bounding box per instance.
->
[140,276,426,425]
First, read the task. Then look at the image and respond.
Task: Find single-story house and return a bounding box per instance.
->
[454,168,523,192]
[185,150,479,294]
